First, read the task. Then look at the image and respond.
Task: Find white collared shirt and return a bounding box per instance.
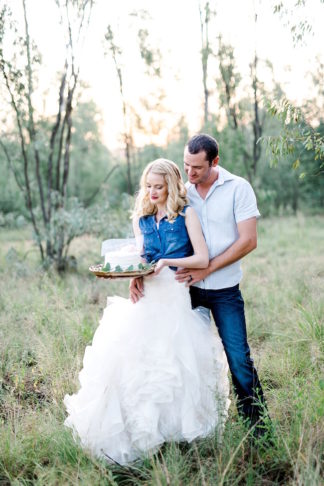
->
[186,166,260,290]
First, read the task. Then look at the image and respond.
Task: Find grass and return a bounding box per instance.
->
[0,215,323,485]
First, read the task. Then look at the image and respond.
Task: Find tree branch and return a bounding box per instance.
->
[84,165,118,207]
[0,139,25,192]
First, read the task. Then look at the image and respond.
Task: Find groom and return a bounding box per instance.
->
[130,133,268,432]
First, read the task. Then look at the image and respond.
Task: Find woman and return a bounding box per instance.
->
[64,159,229,465]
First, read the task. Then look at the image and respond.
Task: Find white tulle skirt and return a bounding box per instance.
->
[64,267,230,465]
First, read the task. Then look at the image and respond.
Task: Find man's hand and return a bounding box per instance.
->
[129,276,144,303]
[175,267,209,286]
[175,218,258,287]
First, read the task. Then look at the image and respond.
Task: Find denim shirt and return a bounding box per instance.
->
[139,206,193,267]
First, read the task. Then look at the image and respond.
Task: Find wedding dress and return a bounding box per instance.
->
[64,267,230,465]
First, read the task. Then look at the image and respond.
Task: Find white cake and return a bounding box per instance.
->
[104,244,142,271]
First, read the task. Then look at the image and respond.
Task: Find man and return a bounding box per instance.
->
[130,133,268,431]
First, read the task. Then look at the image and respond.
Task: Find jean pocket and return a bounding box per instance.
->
[164,224,181,243]
[142,227,155,244]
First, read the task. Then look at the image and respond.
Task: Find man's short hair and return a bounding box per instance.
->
[186,133,219,165]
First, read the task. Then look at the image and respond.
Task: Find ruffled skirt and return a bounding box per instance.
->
[64,267,230,464]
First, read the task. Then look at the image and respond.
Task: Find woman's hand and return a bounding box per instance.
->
[129,277,144,303]
[154,259,166,275]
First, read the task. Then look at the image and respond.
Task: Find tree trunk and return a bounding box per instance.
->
[106,25,133,194]
[251,53,263,178]
[199,1,211,125]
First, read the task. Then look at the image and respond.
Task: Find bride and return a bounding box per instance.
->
[64,159,230,465]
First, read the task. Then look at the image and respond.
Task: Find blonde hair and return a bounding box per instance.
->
[133,158,188,221]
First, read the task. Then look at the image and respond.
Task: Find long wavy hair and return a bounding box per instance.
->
[133,158,188,221]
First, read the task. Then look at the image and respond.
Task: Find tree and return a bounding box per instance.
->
[0,0,93,270]
[135,11,167,146]
[67,99,115,206]
[264,54,324,175]
[104,12,167,195]
[216,38,241,130]
[104,25,133,195]
[198,1,214,126]
[265,0,324,174]
[216,36,266,183]
[263,98,324,176]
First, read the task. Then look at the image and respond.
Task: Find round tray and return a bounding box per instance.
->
[89,263,156,279]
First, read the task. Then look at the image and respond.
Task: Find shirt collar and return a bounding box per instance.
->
[186,166,235,193]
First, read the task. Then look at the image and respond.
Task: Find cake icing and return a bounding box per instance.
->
[104,245,142,271]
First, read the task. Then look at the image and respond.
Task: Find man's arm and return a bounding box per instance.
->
[175,217,257,285]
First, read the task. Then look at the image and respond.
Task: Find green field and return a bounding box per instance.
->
[0,215,323,485]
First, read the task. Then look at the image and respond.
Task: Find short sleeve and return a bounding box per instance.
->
[234,179,261,223]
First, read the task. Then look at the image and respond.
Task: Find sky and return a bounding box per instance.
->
[4,0,324,149]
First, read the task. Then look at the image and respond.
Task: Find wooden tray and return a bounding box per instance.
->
[89,263,156,279]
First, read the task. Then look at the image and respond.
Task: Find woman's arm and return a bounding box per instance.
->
[132,216,146,259]
[129,216,145,303]
[132,216,141,244]
[155,207,209,273]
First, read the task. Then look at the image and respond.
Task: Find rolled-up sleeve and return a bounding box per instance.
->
[234,180,261,223]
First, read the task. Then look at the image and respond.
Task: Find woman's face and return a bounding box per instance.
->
[146,172,168,206]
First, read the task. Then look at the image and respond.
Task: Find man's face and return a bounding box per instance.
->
[183,147,218,184]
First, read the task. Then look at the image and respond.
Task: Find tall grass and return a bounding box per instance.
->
[0,215,323,485]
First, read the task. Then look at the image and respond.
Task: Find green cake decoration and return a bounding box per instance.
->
[100,261,155,273]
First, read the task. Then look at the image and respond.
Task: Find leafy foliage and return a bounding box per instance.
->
[273,0,324,46]
[263,98,324,177]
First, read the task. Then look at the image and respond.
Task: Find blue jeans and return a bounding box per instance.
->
[190,284,266,423]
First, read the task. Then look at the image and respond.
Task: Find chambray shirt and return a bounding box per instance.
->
[186,166,260,290]
[139,206,193,266]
